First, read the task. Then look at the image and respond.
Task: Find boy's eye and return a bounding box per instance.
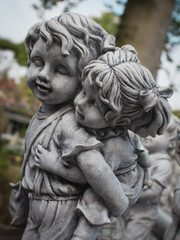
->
[32,57,44,67]
[56,65,69,75]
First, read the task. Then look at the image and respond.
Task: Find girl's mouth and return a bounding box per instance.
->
[76,109,84,120]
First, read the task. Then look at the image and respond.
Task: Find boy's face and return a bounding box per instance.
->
[26,37,79,105]
[74,77,108,129]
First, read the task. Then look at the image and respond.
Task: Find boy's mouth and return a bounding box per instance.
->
[36,83,50,93]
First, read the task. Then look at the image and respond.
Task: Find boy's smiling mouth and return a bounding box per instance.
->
[36,82,51,93]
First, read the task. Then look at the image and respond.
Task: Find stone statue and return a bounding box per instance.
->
[119,116,177,240]
[71,47,154,240]
[9,12,173,240]
[164,115,180,240]
[97,116,178,240]
[159,115,180,219]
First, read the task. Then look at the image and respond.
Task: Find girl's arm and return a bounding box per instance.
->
[76,149,129,217]
[173,175,180,216]
[132,133,151,168]
[138,181,163,205]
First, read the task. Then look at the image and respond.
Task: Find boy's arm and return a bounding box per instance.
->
[76,149,129,217]
[35,141,87,184]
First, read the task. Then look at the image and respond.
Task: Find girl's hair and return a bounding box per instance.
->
[25,12,115,73]
[82,45,140,127]
[166,115,179,138]
[82,46,173,137]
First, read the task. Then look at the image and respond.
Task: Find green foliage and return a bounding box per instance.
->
[0,38,27,66]
[173,110,180,119]
[0,142,10,224]
[33,0,179,47]
[0,141,9,186]
[16,42,28,66]
[0,38,17,52]
[93,12,121,36]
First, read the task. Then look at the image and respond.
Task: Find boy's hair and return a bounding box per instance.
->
[82,46,173,137]
[25,12,115,73]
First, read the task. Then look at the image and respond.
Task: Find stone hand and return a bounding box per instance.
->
[34,140,59,172]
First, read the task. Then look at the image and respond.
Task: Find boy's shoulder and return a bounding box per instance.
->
[57,107,77,128]
[56,107,88,136]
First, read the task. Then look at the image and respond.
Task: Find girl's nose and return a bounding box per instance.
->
[78,97,87,109]
[74,98,84,112]
[77,102,84,112]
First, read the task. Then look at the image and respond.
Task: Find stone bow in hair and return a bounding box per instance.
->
[140,89,158,112]
[121,44,138,56]
[159,87,174,99]
[140,87,173,112]
[103,35,116,52]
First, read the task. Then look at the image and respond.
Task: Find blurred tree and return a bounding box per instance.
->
[93,12,120,36]
[0,39,27,66]
[115,0,176,78]
[0,0,179,78]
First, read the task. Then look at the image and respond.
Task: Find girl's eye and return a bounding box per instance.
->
[56,65,69,75]
[82,89,86,97]
[90,99,96,106]
[32,57,44,67]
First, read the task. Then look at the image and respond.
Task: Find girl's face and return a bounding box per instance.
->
[26,37,79,105]
[74,77,109,129]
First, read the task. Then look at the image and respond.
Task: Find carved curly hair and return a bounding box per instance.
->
[25,12,115,73]
[82,46,173,137]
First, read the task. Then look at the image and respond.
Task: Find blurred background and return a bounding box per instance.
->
[0,0,180,238]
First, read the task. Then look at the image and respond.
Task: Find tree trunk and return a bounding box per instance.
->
[116,0,175,78]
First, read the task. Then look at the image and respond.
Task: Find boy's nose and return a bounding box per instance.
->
[38,66,51,83]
